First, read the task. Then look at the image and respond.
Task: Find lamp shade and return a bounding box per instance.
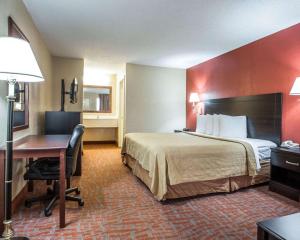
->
[189,92,200,103]
[290,77,300,95]
[0,37,44,82]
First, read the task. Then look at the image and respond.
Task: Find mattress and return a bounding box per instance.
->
[189,132,277,168]
[122,132,266,200]
[240,138,277,160]
[123,154,270,200]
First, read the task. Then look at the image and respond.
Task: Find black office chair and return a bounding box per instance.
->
[24,124,85,217]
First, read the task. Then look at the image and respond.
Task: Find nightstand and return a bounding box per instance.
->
[174,129,183,133]
[270,147,300,201]
[257,212,300,240]
[174,128,194,133]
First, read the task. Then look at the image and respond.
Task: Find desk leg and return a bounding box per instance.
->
[0,151,4,233]
[59,150,66,228]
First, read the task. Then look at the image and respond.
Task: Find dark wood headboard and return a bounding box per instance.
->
[204,93,282,145]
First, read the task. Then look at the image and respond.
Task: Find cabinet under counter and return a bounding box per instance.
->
[82,118,118,144]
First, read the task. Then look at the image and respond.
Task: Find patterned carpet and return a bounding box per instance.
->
[13,144,300,239]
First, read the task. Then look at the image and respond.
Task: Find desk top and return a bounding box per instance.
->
[0,135,70,151]
[257,212,300,240]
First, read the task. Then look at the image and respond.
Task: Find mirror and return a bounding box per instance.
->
[83,86,112,113]
[8,16,30,131]
[13,83,29,130]
[14,82,26,111]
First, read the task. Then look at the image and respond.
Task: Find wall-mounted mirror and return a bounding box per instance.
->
[8,16,30,131]
[13,83,29,129]
[83,86,112,113]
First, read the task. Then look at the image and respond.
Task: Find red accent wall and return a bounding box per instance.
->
[186,23,300,143]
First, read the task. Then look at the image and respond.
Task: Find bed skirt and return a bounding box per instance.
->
[122,154,270,200]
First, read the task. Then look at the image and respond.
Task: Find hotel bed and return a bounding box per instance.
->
[122,93,282,201]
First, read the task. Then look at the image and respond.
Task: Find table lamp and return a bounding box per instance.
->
[0,37,44,239]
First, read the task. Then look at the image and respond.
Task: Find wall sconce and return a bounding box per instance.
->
[189,92,201,114]
[189,92,200,106]
[290,77,300,95]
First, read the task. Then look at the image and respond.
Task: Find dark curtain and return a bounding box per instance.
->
[99,94,110,112]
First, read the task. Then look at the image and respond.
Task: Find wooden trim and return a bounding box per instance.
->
[13,124,29,132]
[8,16,30,132]
[83,85,112,113]
[8,16,29,42]
[83,140,117,145]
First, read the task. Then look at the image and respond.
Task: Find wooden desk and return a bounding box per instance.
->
[0,135,70,232]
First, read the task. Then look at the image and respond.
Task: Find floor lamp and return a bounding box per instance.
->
[0,37,44,239]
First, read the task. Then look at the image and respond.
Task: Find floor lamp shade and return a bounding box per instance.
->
[0,37,44,82]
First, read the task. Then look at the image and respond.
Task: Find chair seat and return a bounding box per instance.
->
[24,158,61,180]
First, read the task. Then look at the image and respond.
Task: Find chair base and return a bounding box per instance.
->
[25,181,84,217]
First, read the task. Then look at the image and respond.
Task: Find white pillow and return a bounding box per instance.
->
[205,114,213,135]
[212,114,220,136]
[196,115,207,134]
[219,115,247,138]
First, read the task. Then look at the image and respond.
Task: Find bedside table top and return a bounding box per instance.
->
[174,129,195,133]
[272,147,300,155]
[174,129,183,133]
[257,212,300,240]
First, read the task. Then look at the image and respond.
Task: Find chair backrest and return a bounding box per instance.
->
[66,124,85,176]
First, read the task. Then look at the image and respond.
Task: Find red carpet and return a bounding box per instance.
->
[13,144,300,239]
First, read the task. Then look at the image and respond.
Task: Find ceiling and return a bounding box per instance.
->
[23,0,300,74]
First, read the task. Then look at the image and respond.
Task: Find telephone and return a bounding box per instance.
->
[281,140,300,149]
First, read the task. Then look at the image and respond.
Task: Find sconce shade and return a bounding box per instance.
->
[0,37,44,82]
[189,92,200,103]
[290,77,300,95]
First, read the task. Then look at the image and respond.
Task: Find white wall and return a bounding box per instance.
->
[0,0,53,198]
[125,63,186,133]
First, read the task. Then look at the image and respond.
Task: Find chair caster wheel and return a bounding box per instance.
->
[79,200,84,207]
[24,200,32,208]
[44,209,52,217]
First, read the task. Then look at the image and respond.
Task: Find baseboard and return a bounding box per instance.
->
[83,141,117,145]
[12,183,28,213]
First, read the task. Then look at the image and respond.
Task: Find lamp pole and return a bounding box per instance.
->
[2,79,29,240]
[2,79,16,239]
